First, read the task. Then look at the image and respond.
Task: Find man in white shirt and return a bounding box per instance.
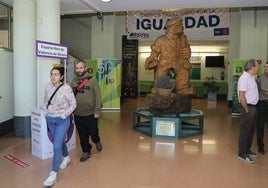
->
[237,59,259,164]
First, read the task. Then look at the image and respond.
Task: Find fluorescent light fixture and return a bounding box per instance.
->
[100,0,111,2]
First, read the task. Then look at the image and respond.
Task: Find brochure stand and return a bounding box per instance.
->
[31,108,76,160]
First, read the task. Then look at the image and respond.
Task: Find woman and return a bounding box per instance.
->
[43,67,77,187]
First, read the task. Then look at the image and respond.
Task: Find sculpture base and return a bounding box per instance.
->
[146,93,192,115]
[133,108,204,139]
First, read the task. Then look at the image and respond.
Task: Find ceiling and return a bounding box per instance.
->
[1,0,268,15]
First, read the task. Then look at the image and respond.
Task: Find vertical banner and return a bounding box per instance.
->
[232,60,246,115]
[190,56,202,80]
[87,58,121,110]
[121,35,138,98]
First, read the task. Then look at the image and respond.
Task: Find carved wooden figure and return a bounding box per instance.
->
[145,17,195,95]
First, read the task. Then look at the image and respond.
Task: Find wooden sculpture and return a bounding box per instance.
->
[145,17,195,95]
[145,17,195,114]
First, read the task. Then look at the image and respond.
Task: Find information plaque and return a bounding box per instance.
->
[155,120,176,136]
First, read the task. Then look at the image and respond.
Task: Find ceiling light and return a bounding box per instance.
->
[100,0,111,2]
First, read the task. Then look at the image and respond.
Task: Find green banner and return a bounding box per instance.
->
[86,58,121,110]
[232,60,246,115]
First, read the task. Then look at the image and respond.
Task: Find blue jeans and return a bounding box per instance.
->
[46,116,70,172]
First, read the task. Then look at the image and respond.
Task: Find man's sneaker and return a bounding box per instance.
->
[258,148,265,155]
[247,150,258,158]
[43,171,57,186]
[238,153,254,164]
[96,142,102,151]
[80,152,91,162]
[60,156,71,169]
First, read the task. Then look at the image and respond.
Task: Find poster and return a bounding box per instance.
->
[121,35,138,98]
[87,58,121,110]
[232,60,246,115]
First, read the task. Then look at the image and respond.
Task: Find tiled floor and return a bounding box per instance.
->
[0,98,268,188]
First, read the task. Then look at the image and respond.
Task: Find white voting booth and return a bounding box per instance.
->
[31,40,76,160]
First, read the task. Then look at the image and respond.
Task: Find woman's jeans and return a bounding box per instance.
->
[46,116,70,172]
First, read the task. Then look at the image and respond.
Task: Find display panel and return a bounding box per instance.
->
[205,56,224,67]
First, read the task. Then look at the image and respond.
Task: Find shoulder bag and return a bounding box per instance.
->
[47,83,64,109]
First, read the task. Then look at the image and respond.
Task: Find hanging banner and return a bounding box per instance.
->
[127,8,229,40]
[121,35,138,98]
[87,58,121,110]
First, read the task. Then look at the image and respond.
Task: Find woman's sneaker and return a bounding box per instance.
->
[60,156,71,169]
[43,171,57,186]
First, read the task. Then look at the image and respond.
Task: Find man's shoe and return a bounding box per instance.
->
[43,171,57,186]
[60,156,71,169]
[247,150,258,158]
[96,142,102,151]
[258,148,265,155]
[80,152,91,162]
[238,153,254,164]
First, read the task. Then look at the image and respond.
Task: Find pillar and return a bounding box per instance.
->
[36,0,61,107]
[13,0,36,137]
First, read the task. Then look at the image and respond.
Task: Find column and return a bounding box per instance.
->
[13,0,61,138]
[36,0,61,107]
[13,0,36,137]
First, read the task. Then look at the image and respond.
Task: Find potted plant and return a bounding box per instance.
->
[203,76,220,100]
[155,75,174,96]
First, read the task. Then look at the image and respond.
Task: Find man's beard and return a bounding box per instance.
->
[77,71,85,77]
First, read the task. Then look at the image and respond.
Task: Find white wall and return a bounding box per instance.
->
[227,8,268,100]
[0,50,13,122]
[240,9,268,61]
[61,17,92,59]
[91,14,116,59]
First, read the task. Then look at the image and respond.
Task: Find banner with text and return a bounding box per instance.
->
[87,58,121,110]
[127,8,229,40]
[121,35,138,98]
[36,40,68,59]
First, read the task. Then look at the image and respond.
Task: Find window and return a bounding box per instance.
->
[0,2,13,50]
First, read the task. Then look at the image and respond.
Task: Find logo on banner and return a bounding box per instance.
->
[214,28,229,36]
[97,59,116,84]
[128,32,149,39]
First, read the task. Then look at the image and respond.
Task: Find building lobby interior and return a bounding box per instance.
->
[1,0,268,188]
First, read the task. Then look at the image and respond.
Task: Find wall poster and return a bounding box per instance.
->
[121,35,138,98]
